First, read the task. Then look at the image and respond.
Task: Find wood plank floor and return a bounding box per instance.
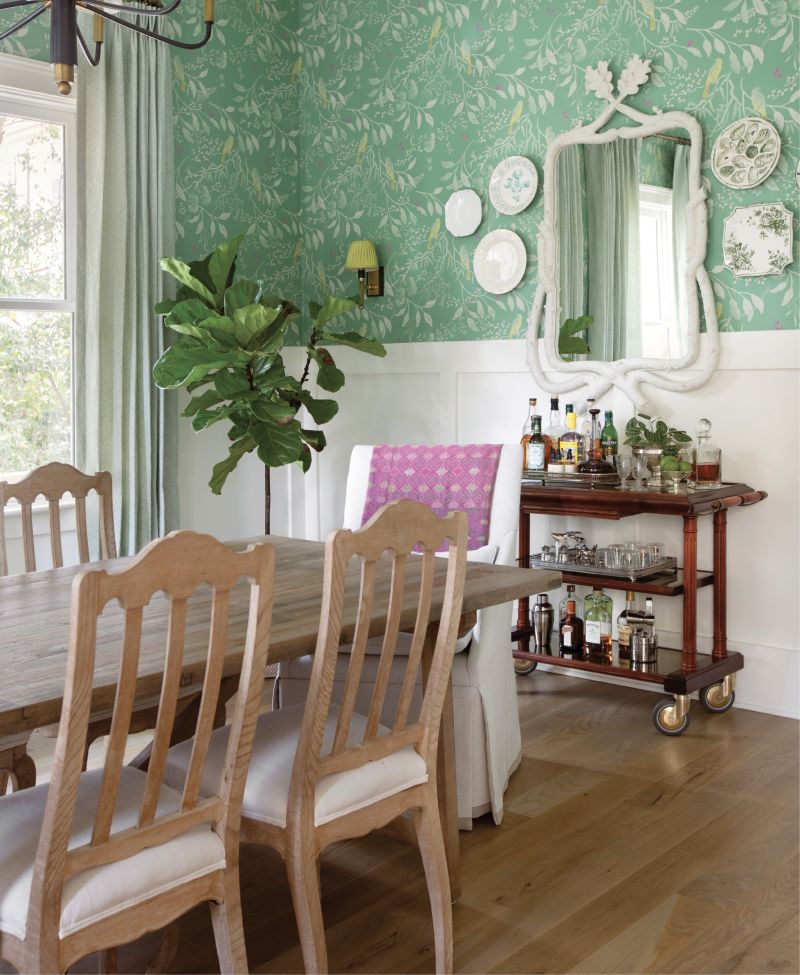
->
[8,672,800,974]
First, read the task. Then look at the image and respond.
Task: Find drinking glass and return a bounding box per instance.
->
[616,454,632,488]
[633,456,650,490]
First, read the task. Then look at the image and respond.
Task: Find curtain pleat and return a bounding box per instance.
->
[555,144,587,327]
[584,141,641,361]
[75,19,177,555]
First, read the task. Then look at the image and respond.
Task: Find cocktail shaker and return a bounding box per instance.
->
[532,593,554,653]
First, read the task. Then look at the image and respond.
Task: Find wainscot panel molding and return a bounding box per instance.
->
[177,330,799,720]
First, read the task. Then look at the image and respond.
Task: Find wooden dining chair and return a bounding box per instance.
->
[0,462,117,794]
[164,499,468,974]
[0,530,275,975]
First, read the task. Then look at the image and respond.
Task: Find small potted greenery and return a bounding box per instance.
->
[624,414,692,480]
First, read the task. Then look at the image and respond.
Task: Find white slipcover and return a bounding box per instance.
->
[0,766,226,940]
[164,704,428,828]
[276,443,523,828]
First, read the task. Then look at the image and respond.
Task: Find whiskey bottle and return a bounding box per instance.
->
[600,411,618,462]
[543,397,563,465]
[526,415,546,473]
[559,410,584,471]
[689,418,722,489]
[559,599,584,659]
[584,586,613,662]
[520,398,538,474]
[558,583,577,621]
[616,590,638,655]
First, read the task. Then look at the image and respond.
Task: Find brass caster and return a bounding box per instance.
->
[700,675,736,714]
[653,694,691,736]
[514,657,538,676]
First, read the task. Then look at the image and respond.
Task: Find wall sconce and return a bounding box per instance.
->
[345,240,384,309]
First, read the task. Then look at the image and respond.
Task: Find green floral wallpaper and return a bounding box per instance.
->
[3,0,798,342]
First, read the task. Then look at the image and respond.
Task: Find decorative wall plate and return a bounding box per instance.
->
[489,155,538,215]
[722,203,793,277]
[444,189,482,236]
[712,117,780,189]
[473,229,527,294]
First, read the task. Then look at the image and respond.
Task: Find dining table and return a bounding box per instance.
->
[0,533,560,899]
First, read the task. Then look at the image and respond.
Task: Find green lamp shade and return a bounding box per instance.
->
[345,240,379,271]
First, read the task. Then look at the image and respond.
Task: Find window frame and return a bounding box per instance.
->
[0,53,77,476]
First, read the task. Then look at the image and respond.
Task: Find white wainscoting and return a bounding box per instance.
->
[177,330,800,719]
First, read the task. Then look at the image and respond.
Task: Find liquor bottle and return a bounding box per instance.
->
[616,590,638,655]
[642,596,656,638]
[520,398,537,474]
[578,398,595,463]
[584,586,613,662]
[578,409,615,474]
[526,415,546,473]
[558,583,577,621]
[559,599,584,659]
[543,397,563,464]
[600,411,618,462]
[689,418,721,489]
[559,411,584,472]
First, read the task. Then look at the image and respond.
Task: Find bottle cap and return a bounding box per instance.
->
[626,590,635,600]
[529,397,537,406]
[593,585,603,592]
[565,403,573,413]
[566,599,576,613]
[550,397,559,409]
[605,410,613,420]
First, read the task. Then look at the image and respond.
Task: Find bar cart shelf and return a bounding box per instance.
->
[514,481,767,735]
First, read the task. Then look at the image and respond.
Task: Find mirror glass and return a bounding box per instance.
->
[554,126,692,363]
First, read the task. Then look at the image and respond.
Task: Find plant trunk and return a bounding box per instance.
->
[264,464,271,535]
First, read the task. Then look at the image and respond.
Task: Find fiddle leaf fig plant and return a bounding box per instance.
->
[558,315,594,356]
[153,236,386,525]
[624,413,692,457]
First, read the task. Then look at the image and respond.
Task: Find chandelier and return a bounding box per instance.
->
[0,0,216,95]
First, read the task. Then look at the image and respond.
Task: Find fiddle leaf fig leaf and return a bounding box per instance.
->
[214,371,251,398]
[559,315,594,337]
[301,428,327,452]
[208,235,243,299]
[297,444,313,473]
[224,279,260,317]
[312,295,357,328]
[298,390,338,424]
[253,419,304,467]
[319,329,386,357]
[209,436,255,494]
[558,335,591,355]
[160,258,216,308]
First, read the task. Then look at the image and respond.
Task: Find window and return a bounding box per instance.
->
[638,183,677,360]
[0,57,76,479]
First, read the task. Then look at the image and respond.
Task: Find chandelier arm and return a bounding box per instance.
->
[77,0,183,18]
[81,5,212,49]
[76,23,102,66]
[0,2,46,43]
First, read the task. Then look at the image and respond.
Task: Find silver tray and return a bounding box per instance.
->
[522,470,621,487]
[528,554,678,582]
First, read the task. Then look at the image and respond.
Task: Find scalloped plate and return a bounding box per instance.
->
[489,155,538,215]
[712,117,780,189]
[473,229,527,294]
[723,203,793,277]
[444,189,482,237]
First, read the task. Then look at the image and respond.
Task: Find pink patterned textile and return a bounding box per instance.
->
[361,444,502,550]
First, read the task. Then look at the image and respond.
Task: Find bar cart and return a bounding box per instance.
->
[513,481,767,735]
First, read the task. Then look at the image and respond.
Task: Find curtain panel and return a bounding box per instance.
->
[75,19,177,555]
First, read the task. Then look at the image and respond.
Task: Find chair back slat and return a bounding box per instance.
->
[364,553,407,741]
[48,500,64,567]
[332,558,376,756]
[25,531,275,939]
[21,502,36,572]
[290,500,467,815]
[393,547,435,733]
[181,587,230,811]
[92,606,144,845]
[0,462,116,576]
[74,495,91,563]
[139,595,189,828]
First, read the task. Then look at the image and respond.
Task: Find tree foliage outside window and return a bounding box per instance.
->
[0,113,72,477]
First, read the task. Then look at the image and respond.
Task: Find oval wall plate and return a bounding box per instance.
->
[473,229,527,294]
[444,189,482,237]
[712,116,780,189]
[489,155,538,215]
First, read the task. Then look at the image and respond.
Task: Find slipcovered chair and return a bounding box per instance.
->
[276,443,523,828]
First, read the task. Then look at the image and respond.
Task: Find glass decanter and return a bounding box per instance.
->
[689,418,722,489]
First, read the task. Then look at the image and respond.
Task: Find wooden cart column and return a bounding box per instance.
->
[681,514,698,674]
[517,506,531,653]
[713,507,727,659]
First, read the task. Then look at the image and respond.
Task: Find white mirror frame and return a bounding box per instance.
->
[526,56,720,412]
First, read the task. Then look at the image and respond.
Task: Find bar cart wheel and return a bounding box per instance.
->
[700,676,736,714]
[653,696,691,736]
[514,658,538,676]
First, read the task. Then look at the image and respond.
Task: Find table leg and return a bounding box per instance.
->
[713,508,728,660]
[422,621,461,902]
[682,514,698,674]
[517,507,531,652]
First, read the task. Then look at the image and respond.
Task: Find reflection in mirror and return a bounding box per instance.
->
[555,128,691,362]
